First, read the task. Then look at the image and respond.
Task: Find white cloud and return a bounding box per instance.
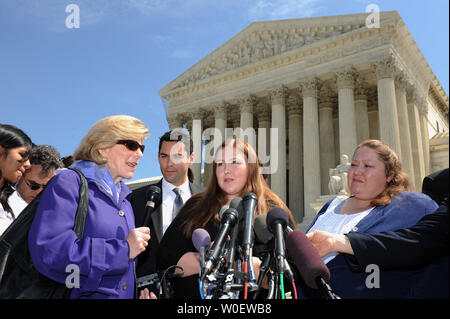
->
[248,0,322,21]
[171,49,195,59]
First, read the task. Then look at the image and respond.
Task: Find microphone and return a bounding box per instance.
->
[192,228,211,277]
[143,185,161,227]
[225,197,243,272]
[266,207,289,274]
[202,203,240,280]
[242,192,257,262]
[253,214,273,244]
[286,230,339,299]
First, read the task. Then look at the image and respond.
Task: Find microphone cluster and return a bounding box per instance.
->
[192,193,340,299]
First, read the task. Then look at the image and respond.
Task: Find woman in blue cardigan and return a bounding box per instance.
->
[28,115,151,299]
[301,139,445,298]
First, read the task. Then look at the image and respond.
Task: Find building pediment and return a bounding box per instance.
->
[160,11,400,97]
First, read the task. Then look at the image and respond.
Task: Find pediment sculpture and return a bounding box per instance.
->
[173,24,364,90]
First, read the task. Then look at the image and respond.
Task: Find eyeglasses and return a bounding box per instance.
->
[116,140,145,153]
[23,176,46,191]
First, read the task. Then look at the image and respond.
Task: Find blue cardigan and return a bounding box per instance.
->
[301,192,448,299]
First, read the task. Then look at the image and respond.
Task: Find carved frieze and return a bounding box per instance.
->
[172,24,365,90]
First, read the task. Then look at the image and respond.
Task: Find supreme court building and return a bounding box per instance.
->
[154,11,449,229]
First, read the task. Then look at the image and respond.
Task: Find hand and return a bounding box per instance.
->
[306,230,339,257]
[139,288,157,299]
[177,252,200,277]
[126,227,150,259]
[306,230,353,257]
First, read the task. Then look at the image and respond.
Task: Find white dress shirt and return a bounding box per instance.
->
[161,178,192,235]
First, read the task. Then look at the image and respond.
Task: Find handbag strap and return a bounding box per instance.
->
[68,168,89,239]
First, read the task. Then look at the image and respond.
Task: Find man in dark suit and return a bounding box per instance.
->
[130,130,204,289]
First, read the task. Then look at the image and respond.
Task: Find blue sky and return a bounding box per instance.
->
[0,0,448,182]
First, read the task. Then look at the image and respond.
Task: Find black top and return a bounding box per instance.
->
[129,179,204,278]
[156,195,219,299]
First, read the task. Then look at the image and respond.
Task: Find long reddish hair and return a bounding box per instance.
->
[183,138,296,237]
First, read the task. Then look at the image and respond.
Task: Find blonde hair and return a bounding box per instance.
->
[353,139,411,206]
[73,115,149,164]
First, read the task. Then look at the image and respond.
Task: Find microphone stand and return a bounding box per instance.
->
[159,265,183,299]
[315,277,340,299]
[252,252,271,299]
[262,269,274,299]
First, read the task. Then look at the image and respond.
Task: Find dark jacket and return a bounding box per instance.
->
[156,195,219,299]
[346,199,448,271]
[129,179,204,278]
[302,191,448,299]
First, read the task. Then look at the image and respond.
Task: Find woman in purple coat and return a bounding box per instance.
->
[28,115,150,299]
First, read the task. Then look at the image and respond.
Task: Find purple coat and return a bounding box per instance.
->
[28,169,135,299]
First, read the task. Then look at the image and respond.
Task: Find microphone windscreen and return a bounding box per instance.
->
[146,185,161,201]
[148,185,161,195]
[253,214,273,244]
[286,230,331,289]
[218,205,229,220]
[192,228,211,252]
[266,207,288,233]
[229,197,244,220]
[243,192,257,201]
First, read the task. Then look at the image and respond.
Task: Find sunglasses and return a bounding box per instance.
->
[23,176,46,191]
[117,140,145,153]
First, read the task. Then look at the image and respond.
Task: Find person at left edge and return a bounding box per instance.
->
[28,115,150,299]
[130,129,204,289]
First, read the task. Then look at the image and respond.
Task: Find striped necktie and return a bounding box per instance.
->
[172,187,183,220]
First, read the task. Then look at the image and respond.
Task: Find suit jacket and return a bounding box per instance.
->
[346,199,448,271]
[422,167,449,204]
[129,178,204,277]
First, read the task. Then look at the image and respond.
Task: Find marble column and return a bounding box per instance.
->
[368,102,380,140]
[287,94,303,222]
[418,98,431,176]
[239,95,256,151]
[189,109,203,185]
[202,114,214,186]
[270,86,287,202]
[301,78,321,223]
[256,102,271,186]
[319,86,336,195]
[395,74,415,189]
[214,102,228,145]
[407,88,426,190]
[336,67,358,158]
[167,113,183,130]
[373,56,402,156]
[354,79,370,143]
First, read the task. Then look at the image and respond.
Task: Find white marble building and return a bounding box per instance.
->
[155,11,448,228]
